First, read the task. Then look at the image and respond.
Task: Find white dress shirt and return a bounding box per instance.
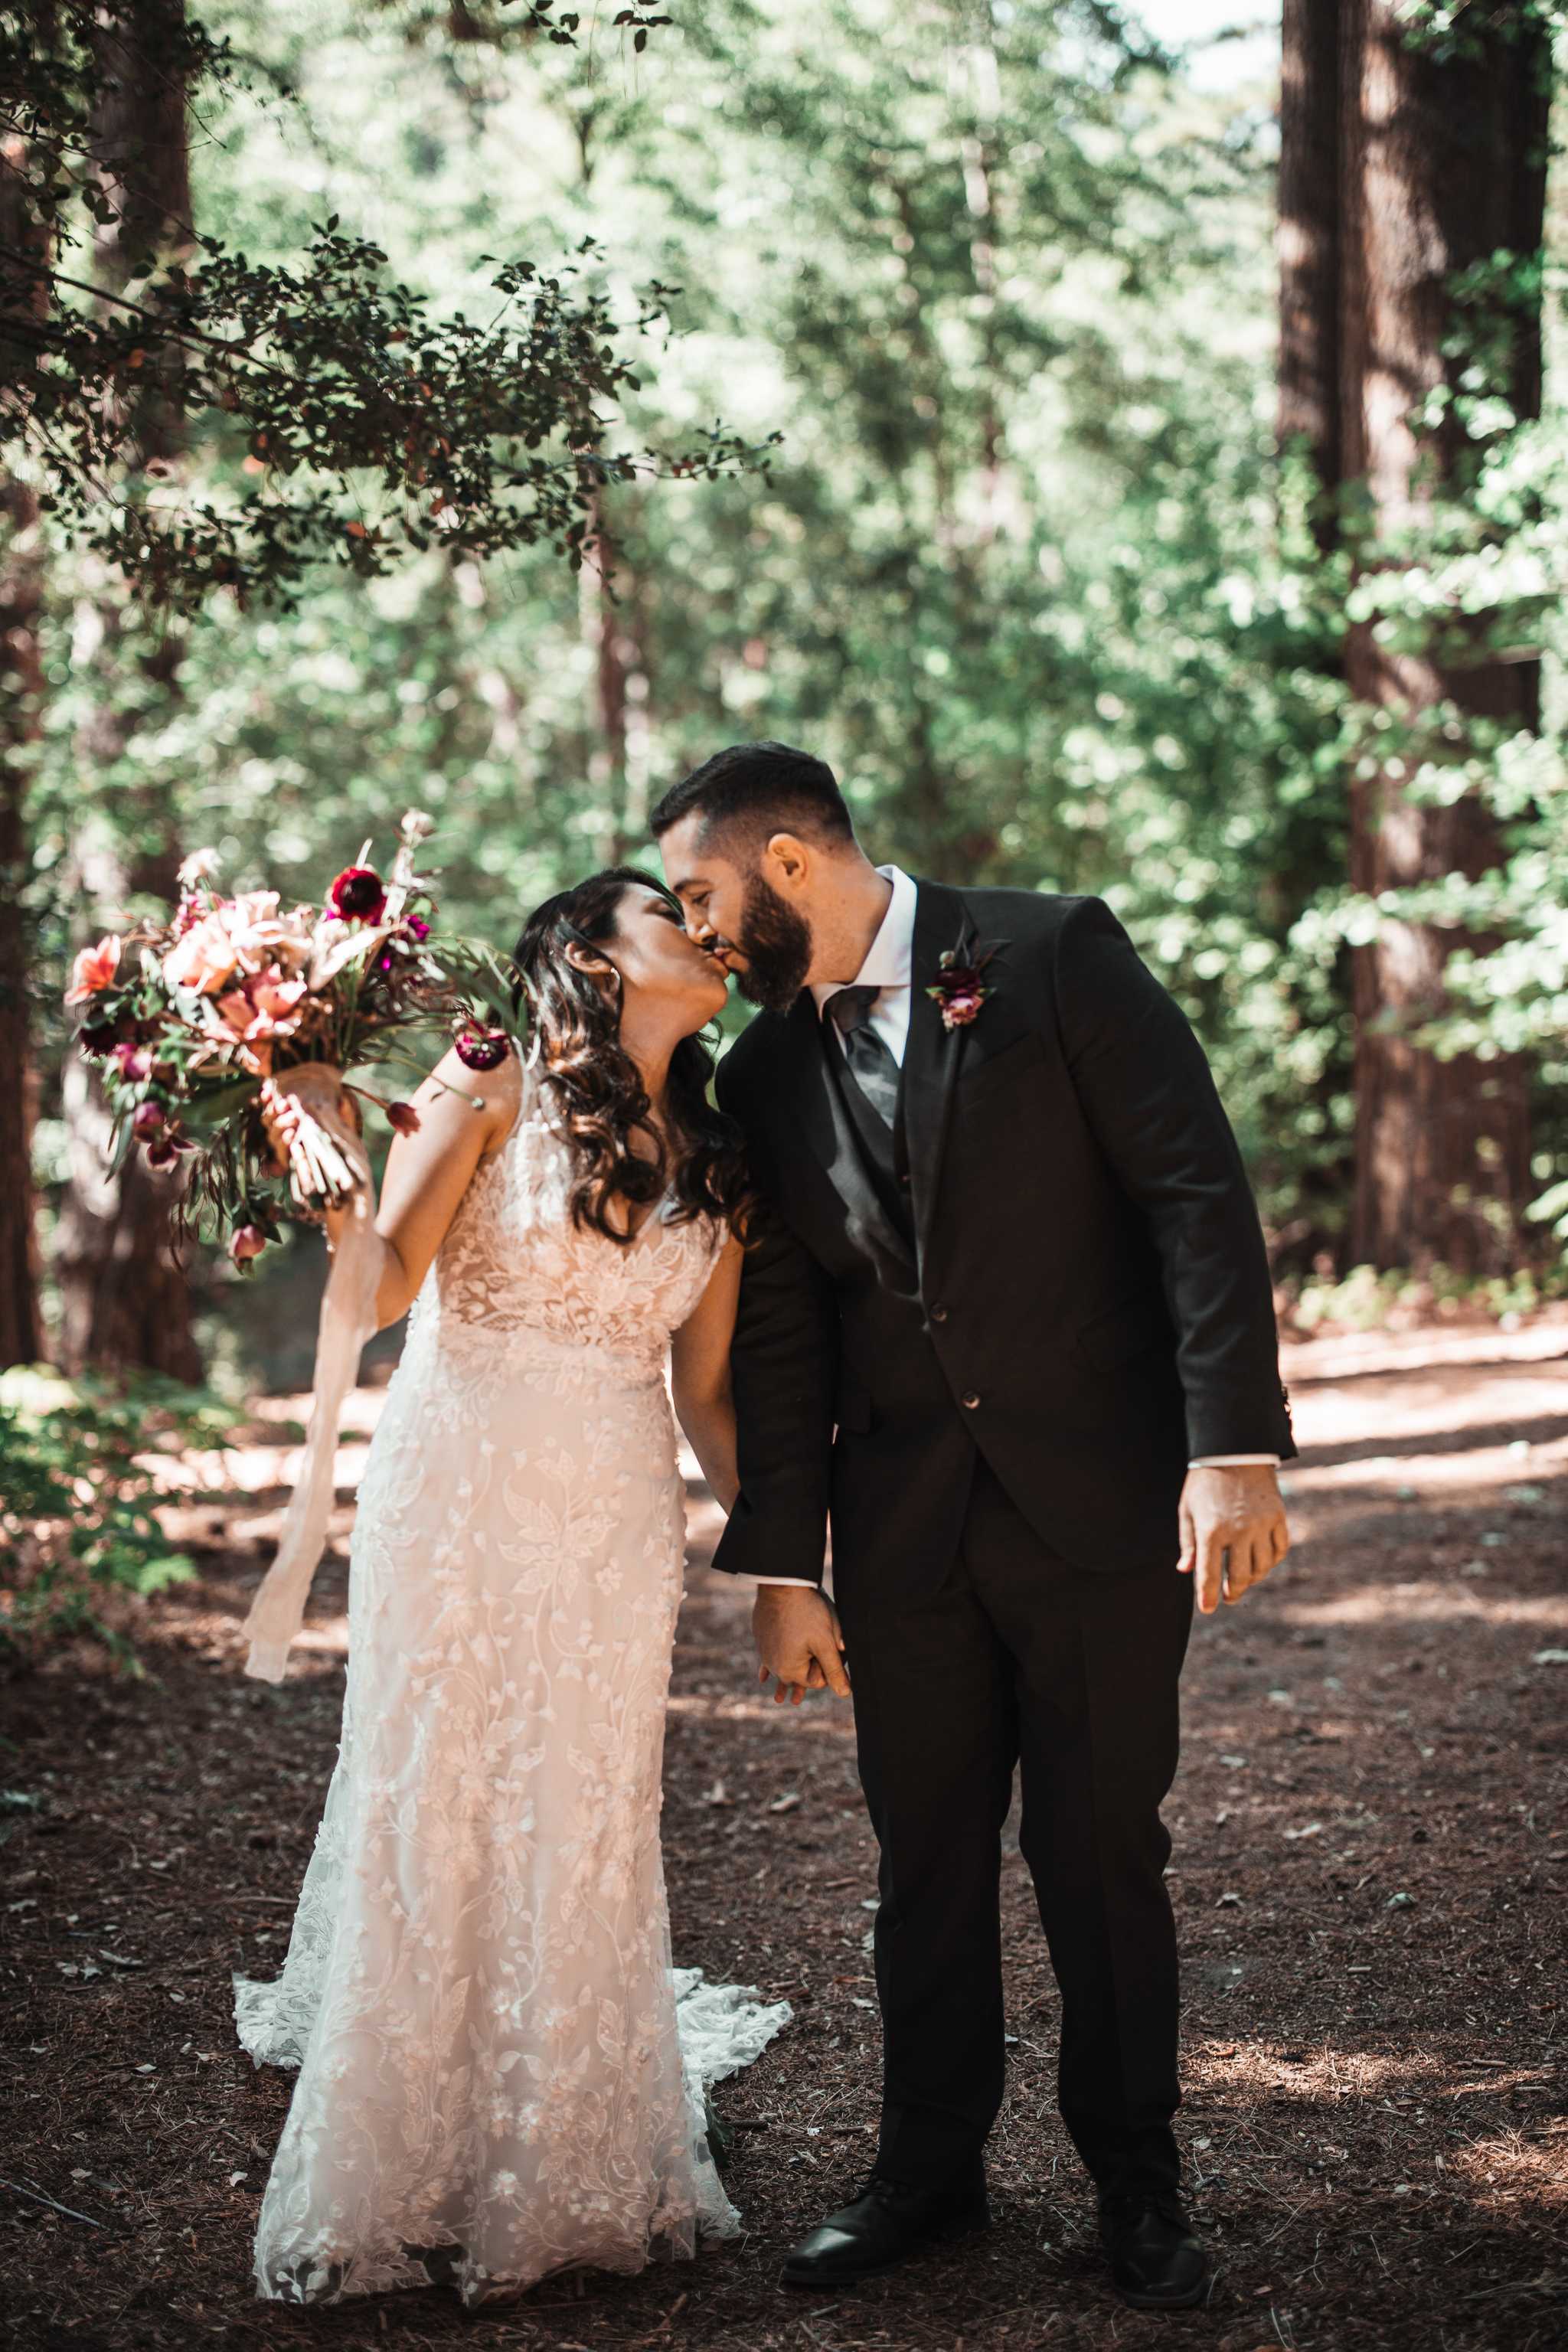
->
[746,864,1277,1589]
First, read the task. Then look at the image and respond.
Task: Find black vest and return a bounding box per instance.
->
[821,1018,916,1253]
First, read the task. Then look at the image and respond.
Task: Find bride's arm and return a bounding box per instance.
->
[671,1233,744,1511]
[263,1045,521,1331]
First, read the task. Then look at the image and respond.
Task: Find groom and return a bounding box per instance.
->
[652,743,1295,2311]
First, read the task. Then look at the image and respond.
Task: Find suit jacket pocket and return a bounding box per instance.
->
[1073,1288,1171,1370]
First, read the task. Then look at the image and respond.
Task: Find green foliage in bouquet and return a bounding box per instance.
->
[0,1366,241,1669]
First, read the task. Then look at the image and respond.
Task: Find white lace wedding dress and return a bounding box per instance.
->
[233,1060,789,2308]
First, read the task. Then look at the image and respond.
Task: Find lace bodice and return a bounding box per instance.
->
[407,1058,727,1380]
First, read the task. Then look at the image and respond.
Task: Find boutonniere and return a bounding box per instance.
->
[926,930,998,1031]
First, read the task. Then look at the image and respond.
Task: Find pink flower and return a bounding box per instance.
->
[132,1101,165,1138]
[229,1223,268,1264]
[112,1042,152,1081]
[65,935,122,1004]
[328,865,387,924]
[164,892,309,994]
[387,1100,422,1137]
[936,984,988,1029]
[205,964,308,1078]
[213,968,308,1043]
[164,910,241,994]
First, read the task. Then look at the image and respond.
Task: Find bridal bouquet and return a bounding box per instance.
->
[64,808,528,1685]
[64,808,524,1269]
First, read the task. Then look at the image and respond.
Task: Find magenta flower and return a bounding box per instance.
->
[327,865,387,925]
[454,1025,509,1071]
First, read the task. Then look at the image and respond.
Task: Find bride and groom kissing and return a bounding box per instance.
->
[239,739,1296,2315]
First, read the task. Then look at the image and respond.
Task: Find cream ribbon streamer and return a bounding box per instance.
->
[240,1099,381,1684]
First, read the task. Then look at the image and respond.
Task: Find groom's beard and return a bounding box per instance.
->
[732,873,815,1013]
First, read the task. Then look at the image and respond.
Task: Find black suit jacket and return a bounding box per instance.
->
[712,878,1297,1592]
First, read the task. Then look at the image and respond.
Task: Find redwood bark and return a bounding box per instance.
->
[52,0,201,1377]
[0,132,51,1366]
[1334,2,1547,1276]
[1277,0,1341,539]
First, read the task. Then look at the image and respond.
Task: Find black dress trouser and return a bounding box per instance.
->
[832,1447,1194,2201]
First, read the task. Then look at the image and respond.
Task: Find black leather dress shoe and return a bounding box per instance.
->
[779,2172,990,2288]
[1099,2191,1208,2310]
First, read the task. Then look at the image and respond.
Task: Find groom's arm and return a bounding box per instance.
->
[1053,894,1296,1464]
[710,1184,840,1590]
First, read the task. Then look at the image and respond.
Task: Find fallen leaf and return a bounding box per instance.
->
[769,1792,801,1815]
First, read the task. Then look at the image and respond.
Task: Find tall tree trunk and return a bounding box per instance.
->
[52,0,201,1377]
[1335,1,1547,1276]
[0,130,51,1366]
[1277,0,1341,544]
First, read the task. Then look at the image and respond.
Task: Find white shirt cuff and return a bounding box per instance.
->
[1188,1453,1280,1467]
[745,1576,822,1588]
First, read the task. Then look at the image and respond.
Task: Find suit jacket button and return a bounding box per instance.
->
[930,1303,949,1323]
[962,1390,981,1410]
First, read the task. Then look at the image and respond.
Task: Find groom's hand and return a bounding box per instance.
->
[753,1586,851,1706]
[1178,1462,1291,1615]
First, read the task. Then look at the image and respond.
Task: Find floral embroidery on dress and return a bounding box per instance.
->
[234,1063,789,2308]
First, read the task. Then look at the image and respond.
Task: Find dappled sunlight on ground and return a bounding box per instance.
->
[3,1313,1564,2350]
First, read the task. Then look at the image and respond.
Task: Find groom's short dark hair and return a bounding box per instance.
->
[649,741,854,856]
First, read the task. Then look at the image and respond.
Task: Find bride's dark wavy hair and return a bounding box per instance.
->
[508,867,753,1246]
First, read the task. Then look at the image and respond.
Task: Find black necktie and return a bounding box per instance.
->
[825,984,900,1128]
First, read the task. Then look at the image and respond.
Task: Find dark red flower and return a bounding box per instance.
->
[327,865,387,924]
[387,1099,422,1136]
[145,1135,179,1170]
[454,1025,509,1071]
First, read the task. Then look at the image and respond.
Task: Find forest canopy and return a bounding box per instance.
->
[5,0,1568,1386]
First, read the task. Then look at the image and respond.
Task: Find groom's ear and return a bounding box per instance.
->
[763,831,811,890]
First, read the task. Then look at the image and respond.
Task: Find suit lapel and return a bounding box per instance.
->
[903,878,974,1275]
[775,991,913,1275]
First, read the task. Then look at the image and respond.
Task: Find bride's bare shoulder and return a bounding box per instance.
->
[420,1037,525,1155]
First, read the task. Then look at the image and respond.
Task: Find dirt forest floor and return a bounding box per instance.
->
[3,1315,1566,2352]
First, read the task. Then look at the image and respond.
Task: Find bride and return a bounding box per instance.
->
[233,867,792,2308]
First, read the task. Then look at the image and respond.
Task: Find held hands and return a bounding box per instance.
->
[753,1585,851,1707]
[1178,1462,1291,1615]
